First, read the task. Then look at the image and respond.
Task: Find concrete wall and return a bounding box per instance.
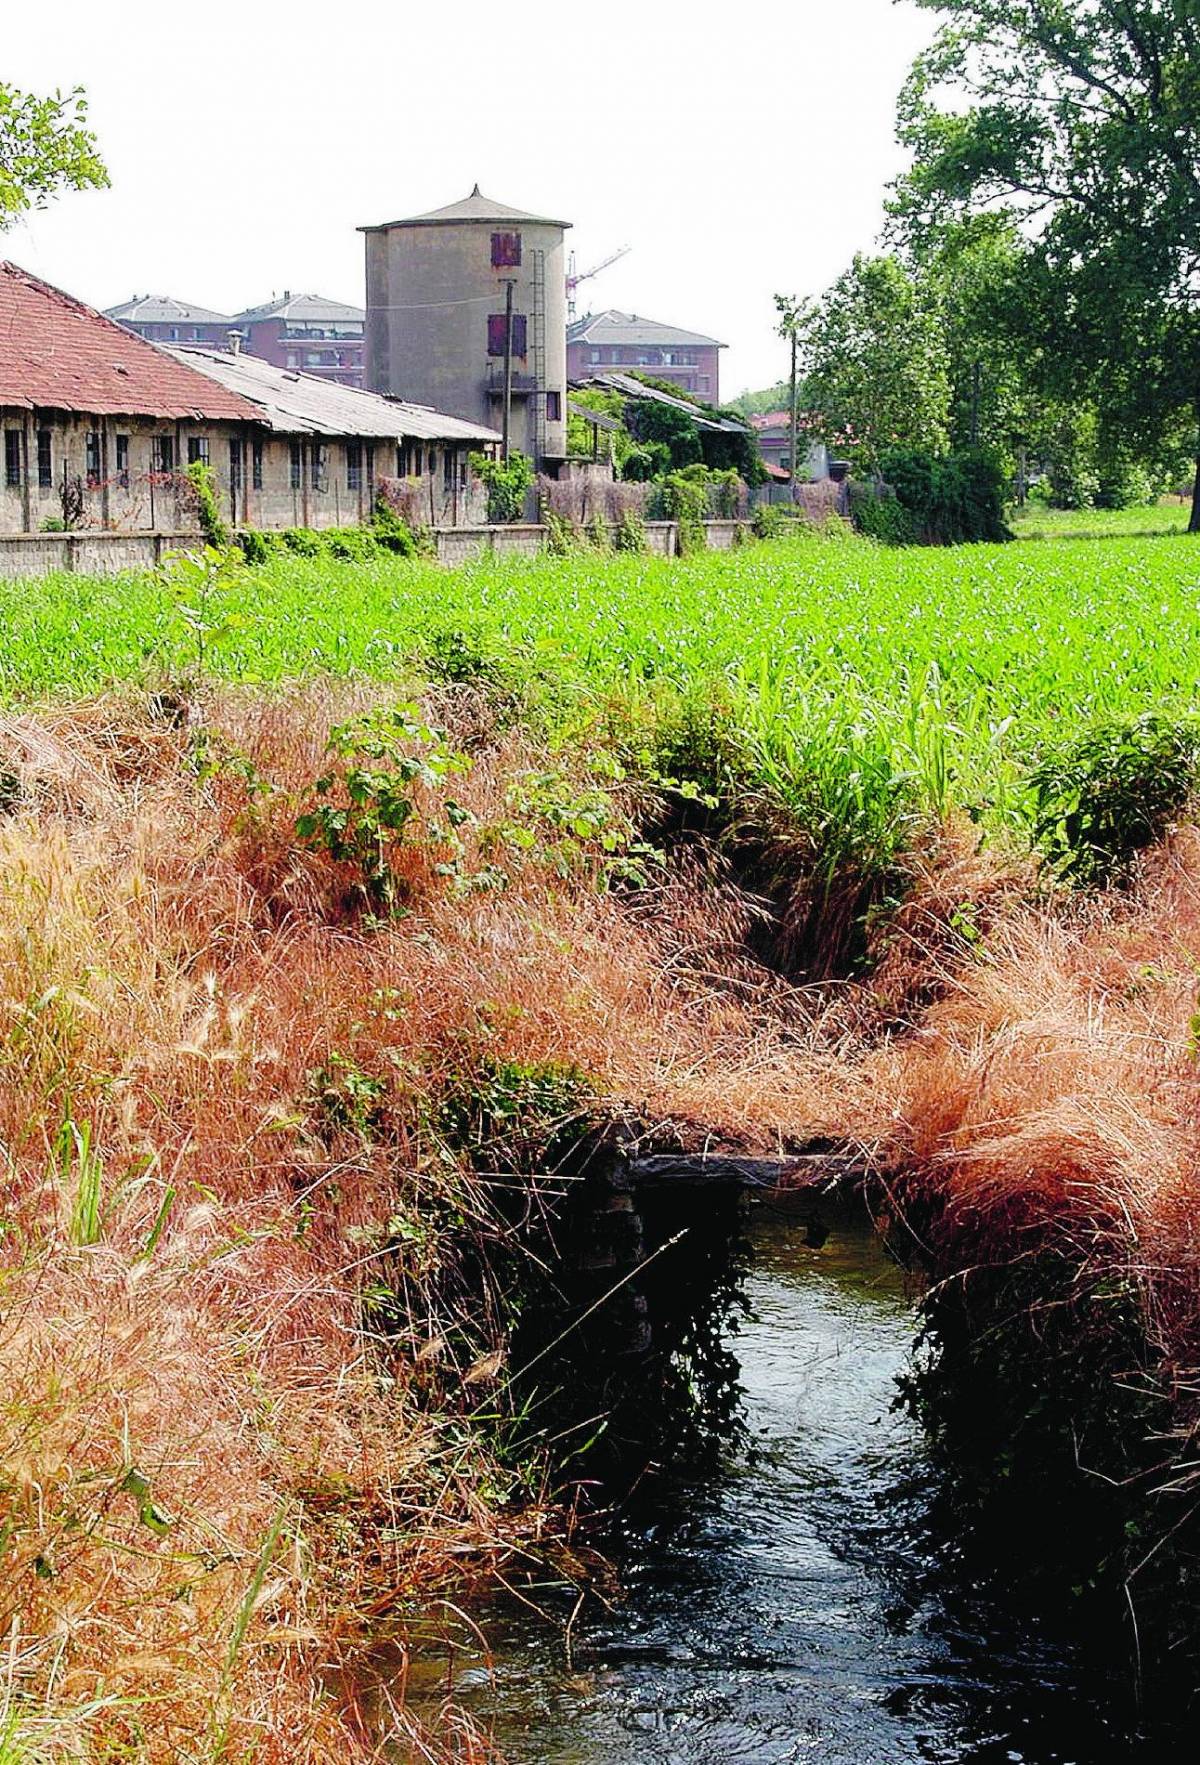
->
[431,519,735,563]
[365,218,568,465]
[0,531,201,577]
[0,519,747,576]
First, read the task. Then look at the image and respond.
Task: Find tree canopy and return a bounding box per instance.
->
[0,81,107,229]
[799,253,951,469]
[891,0,1200,525]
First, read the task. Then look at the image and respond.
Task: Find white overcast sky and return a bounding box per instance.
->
[3,0,934,395]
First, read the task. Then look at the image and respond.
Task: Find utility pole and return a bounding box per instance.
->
[789,325,799,497]
[501,278,515,463]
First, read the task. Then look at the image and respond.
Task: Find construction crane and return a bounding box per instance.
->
[566,246,631,321]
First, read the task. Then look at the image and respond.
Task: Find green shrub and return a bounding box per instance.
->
[184,460,230,550]
[236,528,276,565]
[653,472,708,555]
[470,451,534,524]
[614,509,646,553]
[873,447,1011,545]
[1029,713,1200,887]
[849,483,918,545]
[281,527,323,557]
[371,496,417,556]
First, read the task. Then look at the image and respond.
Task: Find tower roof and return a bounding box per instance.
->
[360,185,570,233]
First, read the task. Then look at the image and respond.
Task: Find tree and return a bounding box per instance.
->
[799,254,951,470]
[1,82,107,227]
[891,0,1200,528]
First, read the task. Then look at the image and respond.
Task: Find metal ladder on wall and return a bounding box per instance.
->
[530,249,547,467]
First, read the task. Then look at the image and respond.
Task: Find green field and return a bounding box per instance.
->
[5,528,1200,853]
[1009,500,1193,541]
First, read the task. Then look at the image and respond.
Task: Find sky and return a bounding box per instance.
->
[3,0,935,397]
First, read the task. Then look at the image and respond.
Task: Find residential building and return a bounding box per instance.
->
[362,186,570,468]
[231,293,366,388]
[567,310,724,404]
[171,346,500,528]
[104,293,236,349]
[748,410,829,481]
[2,262,262,536]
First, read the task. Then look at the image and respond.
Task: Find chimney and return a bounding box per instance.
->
[227,329,243,355]
[283,289,291,301]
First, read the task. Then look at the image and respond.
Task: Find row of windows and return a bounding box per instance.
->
[4,429,474,497]
[583,346,708,371]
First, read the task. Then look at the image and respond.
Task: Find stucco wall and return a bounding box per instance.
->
[0,531,201,577]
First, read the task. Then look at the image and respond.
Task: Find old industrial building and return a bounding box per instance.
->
[0,261,498,538]
[567,310,725,403]
[171,346,499,527]
[362,186,569,468]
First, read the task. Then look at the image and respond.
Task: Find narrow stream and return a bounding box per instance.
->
[395,1196,1162,1763]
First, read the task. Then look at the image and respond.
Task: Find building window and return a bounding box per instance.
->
[346,442,363,490]
[4,430,21,488]
[487,313,528,357]
[589,349,600,363]
[115,434,130,486]
[252,438,263,490]
[443,447,453,491]
[545,390,561,423]
[85,431,102,487]
[491,231,522,268]
[152,434,175,474]
[37,430,53,488]
[290,441,303,489]
[312,443,328,491]
[459,455,468,489]
[229,438,243,491]
[698,376,711,394]
[187,437,210,466]
[286,352,298,369]
[169,326,179,340]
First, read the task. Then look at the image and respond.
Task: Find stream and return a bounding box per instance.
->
[393,1194,1168,1763]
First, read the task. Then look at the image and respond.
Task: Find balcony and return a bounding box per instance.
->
[486,365,538,395]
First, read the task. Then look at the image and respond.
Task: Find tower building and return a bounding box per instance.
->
[361,187,569,468]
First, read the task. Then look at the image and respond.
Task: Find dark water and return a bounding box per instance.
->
[393,1197,1166,1764]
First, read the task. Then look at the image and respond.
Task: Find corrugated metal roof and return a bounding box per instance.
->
[105,293,234,326]
[234,292,364,325]
[168,346,501,443]
[569,372,747,434]
[362,183,570,233]
[568,309,724,349]
[0,261,264,422]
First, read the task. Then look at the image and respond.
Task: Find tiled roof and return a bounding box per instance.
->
[234,292,364,325]
[362,184,569,232]
[168,346,501,444]
[568,309,724,349]
[749,411,791,429]
[105,293,233,326]
[0,261,263,422]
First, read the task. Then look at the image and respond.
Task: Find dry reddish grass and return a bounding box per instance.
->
[878,828,1200,1416]
[0,685,865,1760]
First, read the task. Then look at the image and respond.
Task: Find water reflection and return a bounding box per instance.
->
[393,1196,1168,1763]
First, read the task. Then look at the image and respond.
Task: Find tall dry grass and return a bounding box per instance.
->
[0,684,865,1759]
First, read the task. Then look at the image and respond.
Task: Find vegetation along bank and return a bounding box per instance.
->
[4,522,1200,1756]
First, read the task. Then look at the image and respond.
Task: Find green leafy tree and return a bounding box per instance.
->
[0,82,107,226]
[800,254,951,470]
[892,0,1200,528]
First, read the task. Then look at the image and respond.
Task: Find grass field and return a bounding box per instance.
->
[1009,499,1194,541]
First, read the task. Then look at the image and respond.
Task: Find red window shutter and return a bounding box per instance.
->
[487,314,507,356]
